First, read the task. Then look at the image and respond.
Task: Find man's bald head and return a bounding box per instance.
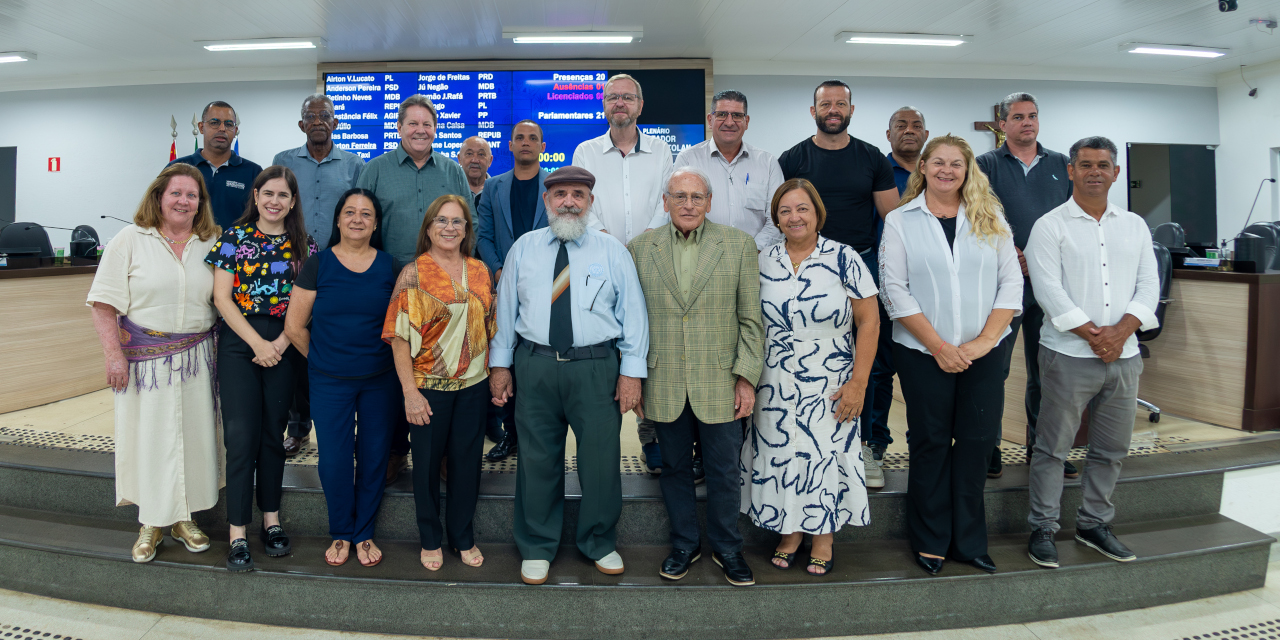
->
[460,136,494,186]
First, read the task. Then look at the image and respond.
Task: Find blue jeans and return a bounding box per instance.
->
[859,247,895,449]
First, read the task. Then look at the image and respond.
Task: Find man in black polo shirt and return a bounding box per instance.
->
[975,92,1074,479]
[169,101,263,229]
[779,79,899,489]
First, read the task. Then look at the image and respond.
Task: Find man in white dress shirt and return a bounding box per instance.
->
[572,74,674,245]
[1024,136,1160,570]
[671,90,785,251]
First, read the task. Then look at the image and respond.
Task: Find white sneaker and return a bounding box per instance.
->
[594,550,625,575]
[520,559,550,585]
[863,444,885,489]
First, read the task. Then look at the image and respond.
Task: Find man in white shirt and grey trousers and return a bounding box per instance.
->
[1023,136,1161,569]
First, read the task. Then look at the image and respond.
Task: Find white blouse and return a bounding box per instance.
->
[878,193,1023,354]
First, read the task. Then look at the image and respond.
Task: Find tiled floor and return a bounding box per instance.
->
[0,387,1260,471]
[0,560,1275,639]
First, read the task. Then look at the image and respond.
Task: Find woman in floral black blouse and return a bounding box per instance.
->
[207,165,318,572]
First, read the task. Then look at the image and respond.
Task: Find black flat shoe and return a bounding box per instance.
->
[771,550,798,570]
[1028,527,1060,568]
[226,538,254,572]
[915,555,943,575]
[712,551,755,586]
[966,554,997,574]
[1075,523,1136,562]
[260,525,291,557]
[484,433,518,462]
[807,556,834,576]
[659,546,701,580]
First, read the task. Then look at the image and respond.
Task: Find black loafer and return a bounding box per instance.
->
[226,538,254,572]
[1075,524,1136,562]
[659,546,701,580]
[484,433,518,462]
[712,551,755,586]
[1028,527,1059,568]
[260,525,292,557]
[1063,460,1080,478]
[966,554,997,574]
[915,554,944,575]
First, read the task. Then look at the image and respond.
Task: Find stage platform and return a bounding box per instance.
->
[0,426,1276,639]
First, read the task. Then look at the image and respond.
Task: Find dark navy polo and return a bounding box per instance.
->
[976,142,1072,249]
[168,151,263,230]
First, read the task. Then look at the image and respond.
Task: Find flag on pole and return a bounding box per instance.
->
[169,115,178,161]
[169,141,177,161]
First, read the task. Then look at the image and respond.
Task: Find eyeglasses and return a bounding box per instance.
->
[710,111,746,122]
[432,217,467,229]
[302,112,334,123]
[667,192,708,206]
[205,118,237,130]
[603,93,639,104]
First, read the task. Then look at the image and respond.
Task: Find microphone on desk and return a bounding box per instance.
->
[1239,178,1277,232]
[100,215,131,224]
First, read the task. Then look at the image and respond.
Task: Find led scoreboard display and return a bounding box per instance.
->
[325,69,707,175]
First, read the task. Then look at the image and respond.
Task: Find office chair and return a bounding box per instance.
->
[1136,241,1173,422]
[70,225,99,259]
[1242,223,1278,271]
[0,222,55,258]
[1152,222,1186,252]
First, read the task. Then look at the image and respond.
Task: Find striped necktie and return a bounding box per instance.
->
[549,241,573,354]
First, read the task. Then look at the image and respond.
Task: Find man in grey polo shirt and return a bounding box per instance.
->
[976,92,1074,480]
[357,94,470,270]
[272,94,366,249]
[356,93,470,481]
[271,93,367,457]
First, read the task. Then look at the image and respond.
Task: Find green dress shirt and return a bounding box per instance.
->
[671,220,705,297]
[355,145,470,267]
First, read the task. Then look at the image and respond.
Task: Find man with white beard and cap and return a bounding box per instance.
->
[489,165,650,585]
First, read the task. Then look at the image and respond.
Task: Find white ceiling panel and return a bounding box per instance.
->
[1,0,1279,91]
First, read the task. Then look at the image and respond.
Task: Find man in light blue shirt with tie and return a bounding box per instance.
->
[489,165,649,586]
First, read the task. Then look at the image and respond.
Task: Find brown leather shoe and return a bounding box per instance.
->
[283,434,309,457]
[386,453,408,484]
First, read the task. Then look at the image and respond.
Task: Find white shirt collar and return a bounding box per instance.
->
[1064,196,1121,220]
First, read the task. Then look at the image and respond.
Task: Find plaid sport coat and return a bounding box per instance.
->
[628,221,764,424]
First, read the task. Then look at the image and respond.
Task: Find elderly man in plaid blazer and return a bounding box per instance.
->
[628,166,764,587]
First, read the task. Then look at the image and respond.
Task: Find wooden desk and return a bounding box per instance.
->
[0,266,106,414]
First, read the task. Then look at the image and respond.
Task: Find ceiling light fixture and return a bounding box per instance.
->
[0,51,36,63]
[835,32,967,46]
[503,30,640,44]
[1122,43,1228,58]
[199,38,322,52]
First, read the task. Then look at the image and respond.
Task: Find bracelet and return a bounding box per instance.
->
[932,343,947,357]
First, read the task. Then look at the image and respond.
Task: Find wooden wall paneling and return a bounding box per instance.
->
[1243,281,1280,430]
[1139,279,1248,429]
[0,275,107,414]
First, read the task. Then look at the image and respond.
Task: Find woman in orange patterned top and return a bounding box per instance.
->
[384,193,496,573]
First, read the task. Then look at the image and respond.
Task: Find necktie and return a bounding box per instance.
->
[549,241,573,355]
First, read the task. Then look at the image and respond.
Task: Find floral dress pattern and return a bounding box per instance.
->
[205,225,318,317]
[740,236,879,535]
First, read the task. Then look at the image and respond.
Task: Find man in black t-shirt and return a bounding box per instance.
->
[778,80,900,489]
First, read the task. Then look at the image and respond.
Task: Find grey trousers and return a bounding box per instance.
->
[1028,349,1142,533]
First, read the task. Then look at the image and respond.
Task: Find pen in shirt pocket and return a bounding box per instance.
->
[585,274,605,311]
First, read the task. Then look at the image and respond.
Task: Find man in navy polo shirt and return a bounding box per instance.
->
[169,101,263,229]
[976,92,1074,480]
[861,107,929,470]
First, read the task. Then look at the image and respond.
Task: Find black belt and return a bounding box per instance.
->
[527,340,615,362]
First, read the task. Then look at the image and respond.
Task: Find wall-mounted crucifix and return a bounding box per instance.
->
[974,104,1006,148]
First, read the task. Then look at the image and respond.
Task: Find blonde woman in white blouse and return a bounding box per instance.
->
[878,134,1022,577]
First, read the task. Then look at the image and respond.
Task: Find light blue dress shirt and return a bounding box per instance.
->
[490,227,649,378]
[271,144,365,247]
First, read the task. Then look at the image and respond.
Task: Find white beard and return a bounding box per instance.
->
[548,207,588,242]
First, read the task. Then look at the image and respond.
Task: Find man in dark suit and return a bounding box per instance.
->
[476,120,548,461]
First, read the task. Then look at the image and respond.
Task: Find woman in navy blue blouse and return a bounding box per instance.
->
[285,188,399,568]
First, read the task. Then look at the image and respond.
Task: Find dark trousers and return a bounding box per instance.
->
[894,341,1004,560]
[513,342,622,561]
[411,382,488,551]
[218,317,293,527]
[287,346,311,439]
[858,247,895,449]
[390,413,411,457]
[1002,279,1045,448]
[485,373,516,442]
[655,401,744,554]
[310,369,398,543]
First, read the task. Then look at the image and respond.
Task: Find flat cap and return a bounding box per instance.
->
[543,165,596,190]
